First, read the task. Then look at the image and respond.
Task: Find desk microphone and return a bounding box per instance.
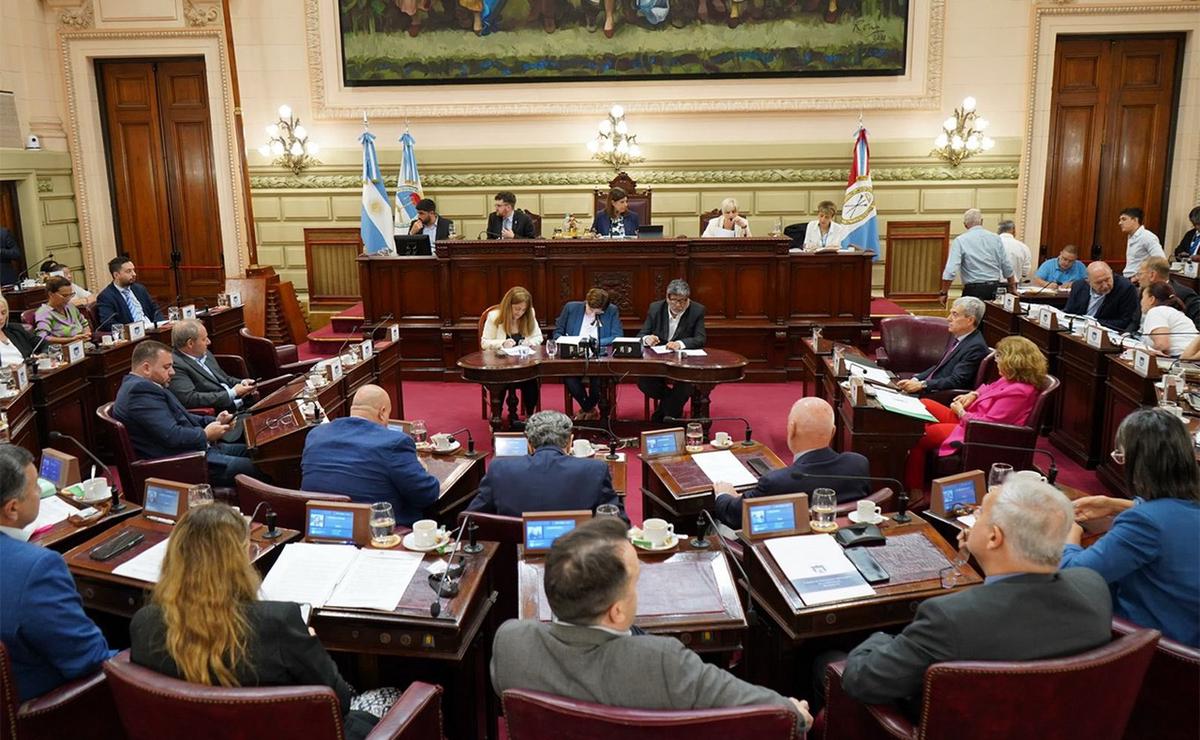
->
[947,441,1059,486]
[362,313,395,341]
[784,470,911,523]
[430,512,476,618]
[571,424,630,461]
[330,324,363,360]
[698,509,758,627]
[446,427,478,457]
[664,416,753,446]
[12,253,52,286]
[248,501,280,539]
[48,431,125,512]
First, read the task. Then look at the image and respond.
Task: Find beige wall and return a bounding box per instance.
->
[0,150,86,286]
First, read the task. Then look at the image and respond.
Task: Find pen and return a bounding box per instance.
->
[32,523,56,537]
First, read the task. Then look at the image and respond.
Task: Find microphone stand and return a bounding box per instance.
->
[571,424,629,461]
[429,512,478,617]
[48,431,125,512]
[664,416,754,446]
[248,501,280,539]
[445,427,479,457]
[786,470,912,523]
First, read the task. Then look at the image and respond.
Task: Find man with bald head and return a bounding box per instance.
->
[301,384,440,526]
[1062,260,1139,332]
[712,398,870,529]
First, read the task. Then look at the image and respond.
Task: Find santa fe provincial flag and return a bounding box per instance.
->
[842,125,880,259]
[360,130,394,255]
[394,131,423,231]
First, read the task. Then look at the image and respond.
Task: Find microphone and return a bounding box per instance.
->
[48,431,125,512]
[12,253,52,285]
[248,501,280,539]
[782,470,912,524]
[571,424,634,461]
[430,512,476,617]
[362,313,395,341]
[949,441,1059,486]
[697,509,758,626]
[445,427,478,457]
[477,229,504,239]
[24,334,49,376]
[664,416,753,446]
[328,324,364,362]
[237,384,313,418]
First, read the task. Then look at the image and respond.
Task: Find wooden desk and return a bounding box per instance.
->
[640,441,785,533]
[799,337,834,400]
[458,347,748,432]
[419,448,487,527]
[340,354,377,401]
[201,305,245,356]
[1048,331,1121,468]
[1017,314,1065,434]
[982,299,1021,347]
[1097,356,1159,496]
[3,284,47,313]
[921,482,1112,549]
[30,495,141,553]
[518,538,746,654]
[1171,270,1199,294]
[1017,286,1070,307]
[0,382,39,455]
[30,356,91,449]
[372,338,405,419]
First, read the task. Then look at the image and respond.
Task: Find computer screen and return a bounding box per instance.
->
[39,455,62,483]
[307,508,356,541]
[644,431,679,456]
[493,436,528,457]
[144,485,180,518]
[525,518,578,551]
[940,479,978,510]
[747,501,797,536]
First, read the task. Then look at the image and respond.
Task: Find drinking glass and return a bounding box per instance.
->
[111,324,124,343]
[685,422,704,453]
[167,306,181,322]
[939,529,972,588]
[988,463,1013,492]
[994,286,1007,301]
[188,484,214,509]
[369,502,399,547]
[810,488,838,532]
[410,419,428,445]
[545,340,558,359]
[1159,401,1184,421]
[594,504,621,519]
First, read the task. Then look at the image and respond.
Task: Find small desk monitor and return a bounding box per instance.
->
[387,419,413,435]
[142,479,190,523]
[640,428,685,459]
[393,235,433,257]
[493,432,528,457]
[742,493,811,541]
[304,501,371,545]
[522,510,591,555]
[931,470,985,516]
[39,448,80,490]
[636,225,664,239]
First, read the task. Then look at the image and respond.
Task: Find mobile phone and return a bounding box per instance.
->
[76,506,99,518]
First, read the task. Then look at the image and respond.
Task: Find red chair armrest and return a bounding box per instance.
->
[19,670,107,717]
[961,419,1034,445]
[130,452,209,485]
[18,670,121,740]
[281,359,321,375]
[923,388,970,406]
[865,704,917,739]
[875,347,889,367]
[187,407,216,416]
[365,682,444,740]
[276,344,300,364]
[214,354,249,378]
[823,660,914,740]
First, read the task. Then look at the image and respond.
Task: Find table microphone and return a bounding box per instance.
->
[12,253,52,285]
[786,470,912,523]
[48,431,125,512]
[664,416,753,446]
[362,313,395,341]
[248,501,280,539]
[446,427,477,457]
[571,424,630,461]
[948,441,1059,486]
[430,512,476,618]
[699,509,758,627]
[330,324,363,360]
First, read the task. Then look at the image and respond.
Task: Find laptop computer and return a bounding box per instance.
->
[393,234,433,256]
[636,225,664,239]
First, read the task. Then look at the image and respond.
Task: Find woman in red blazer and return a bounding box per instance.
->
[904,335,1045,492]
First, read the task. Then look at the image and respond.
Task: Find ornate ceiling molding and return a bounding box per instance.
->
[57,0,94,28]
[184,1,221,27]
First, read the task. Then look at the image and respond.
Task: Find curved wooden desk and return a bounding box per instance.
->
[457,347,748,430]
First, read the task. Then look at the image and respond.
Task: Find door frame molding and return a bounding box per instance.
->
[59,29,248,292]
[1018,3,1200,254]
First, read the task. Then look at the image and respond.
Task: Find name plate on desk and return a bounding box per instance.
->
[1038,308,1058,330]
[1186,262,1199,278]
[360,340,373,361]
[1001,293,1018,313]
[388,324,400,343]
[1132,350,1160,378]
[1085,325,1110,349]
[66,340,85,363]
[228,292,242,307]
[181,304,197,320]
[322,357,343,382]
[125,323,146,341]
[14,363,27,389]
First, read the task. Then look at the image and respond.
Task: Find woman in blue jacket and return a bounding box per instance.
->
[552,288,623,420]
[591,187,639,238]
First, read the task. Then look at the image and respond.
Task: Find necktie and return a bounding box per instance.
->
[1190,233,1200,256]
[928,339,960,377]
[122,288,145,323]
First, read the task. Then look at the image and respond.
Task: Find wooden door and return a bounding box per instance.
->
[1041,35,1182,263]
[0,181,25,279]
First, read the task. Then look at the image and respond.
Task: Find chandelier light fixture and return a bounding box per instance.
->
[587,104,644,172]
[258,104,320,175]
[931,96,994,167]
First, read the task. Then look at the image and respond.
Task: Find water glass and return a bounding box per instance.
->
[111,324,124,343]
[685,422,704,453]
[594,504,621,519]
[988,463,1013,492]
[1159,401,1185,421]
[545,340,558,359]
[167,306,181,322]
[811,488,838,532]
[939,533,972,589]
[188,484,214,509]
[994,286,1007,301]
[410,419,428,445]
[369,501,399,547]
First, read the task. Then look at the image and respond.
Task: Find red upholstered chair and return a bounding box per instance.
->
[239,327,320,380]
[0,643,122,740]
[698,208,721,236]
[593,172,653,227]
[922,350,998,407]
[874,316,950,377]
[234,474,351,531]
[522,210,543,237]
[502,689,797,740]
[457,510,522,623]
[19,308,36,328]
[820,627,1160,740]
[102,652,444,740]
[1111,618,1200,740]
[95,401,210,505]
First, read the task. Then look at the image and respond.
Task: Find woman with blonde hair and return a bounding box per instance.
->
[702,197,752,238]
[903,335,1048,491]
[130,504,394,739]
[0,294,37,365]
[481,286,543,425]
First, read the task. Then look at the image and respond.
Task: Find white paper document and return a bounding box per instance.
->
[113,538,171,583]
[690,449,757,488]
[765,533,875,606]
[24,496,78,535]
[681,349,707,357]
[325,549,424,612]
[873,387,938,422]
[498,345,534,357]
[957,514,978,528]
[846,360,893,386]
[259,542,359,608]
[649,345,671,354]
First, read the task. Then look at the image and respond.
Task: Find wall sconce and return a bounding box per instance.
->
[932,96,994,167]
[586,104,644,172]
[258,104,320,175]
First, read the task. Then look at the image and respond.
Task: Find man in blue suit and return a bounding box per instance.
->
[895,296,990,395]
[714,398,869,529]
[467,410,623,518]
[553,288,624,420]
[113,340,261,487]
[302,384,440,527]
[0,445,114,701]
[95,256,164,332]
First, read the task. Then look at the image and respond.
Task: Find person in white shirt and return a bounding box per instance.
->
[1119,207,1164,281]
[802,200,849,250]
[1139,282,1197,357]
[481,286,543,427]
[997,220,1032,283]
[40,261,93,305]
[702,198,752,238]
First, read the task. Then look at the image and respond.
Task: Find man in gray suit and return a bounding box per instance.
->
[491,517,811,733]
[167,319,256,413]
[837,478,1112,706]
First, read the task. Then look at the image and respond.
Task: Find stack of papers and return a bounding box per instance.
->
[690,450,757,488]
[765,534,875,606]
[873,387,937,422]
[24,496,78,536]
[259,543,424,612]
[498,345,534,357]
[113,539,171,582]
[846,360,893,386]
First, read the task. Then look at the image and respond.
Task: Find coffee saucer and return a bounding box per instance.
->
[429,440,461,455]
[628,529,679,552]
[572,448,596,458]
[710,438,734,449]
[402,530,451,552]
[848,511,885,525]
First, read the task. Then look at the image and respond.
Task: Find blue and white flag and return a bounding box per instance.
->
[842,124,880,259]
[394,131,423,231]
[360,130,393,255]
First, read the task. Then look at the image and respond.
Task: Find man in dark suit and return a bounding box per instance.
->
[168,319,256,413]
[1134,257,1200,330]
[0,226,23,286]
[467,410,622,517]
[1171,206,1200,262]
[0,445,115,702]
[895,296,990,394]
[95,256,164,331]
[553,288,624,420]
[637,279,707,421]
[113,340,261,487]
[491,517,811,734]
[407,198,453,247]
[714,398,869,528]
[302,384,439,527]
[834,478,1112,708]
[1062,260,1140,332]
[486,191,537,239]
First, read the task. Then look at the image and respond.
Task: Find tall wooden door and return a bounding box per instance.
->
[98,58,225,305]
[1041,35,1182,264]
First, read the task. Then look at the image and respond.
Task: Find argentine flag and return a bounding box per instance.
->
[360,130,394,255]
[842,125,880,260]
[394,131,423,231]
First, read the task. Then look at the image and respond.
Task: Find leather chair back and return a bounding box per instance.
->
[82,302,101,336]
[698,208,721,236]
[1113,618,1200,740]
[234,474,350,531]
[239,327,283,378]
[973,350,999,387]
[958,373,1060,474]
[95,401,140,504]
[478,304,500,346]
[502,689,797,740]
[19,308,35,328]
[214,353,249,378]
[877,316,950,374]
[593,174,653,228]
[458,510,522,623]
[1,643,122,740]
[522,210,543,237]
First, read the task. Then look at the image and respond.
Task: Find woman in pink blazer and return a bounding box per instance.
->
[904,335,1046,492]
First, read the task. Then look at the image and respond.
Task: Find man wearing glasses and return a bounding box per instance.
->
[637,279,706,422]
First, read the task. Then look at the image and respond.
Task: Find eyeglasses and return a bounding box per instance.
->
[666,295,688,305]
[1110,448,1126,465]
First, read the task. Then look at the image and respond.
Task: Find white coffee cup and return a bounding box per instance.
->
[412,519,438,548]
[572,439,594,457]
[37,357,53,370]
[643,518,674,547]
[855,499,882,522]
[1012,469,1048,483]
[79,477,109,501]
[431,433,454,451]
[101,334,115,346]
[714,431,731,446]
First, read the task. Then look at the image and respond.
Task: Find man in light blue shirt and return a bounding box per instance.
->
[1032,244,1088,289]
[939,209,1016,304]
[1119,207,1164,280]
